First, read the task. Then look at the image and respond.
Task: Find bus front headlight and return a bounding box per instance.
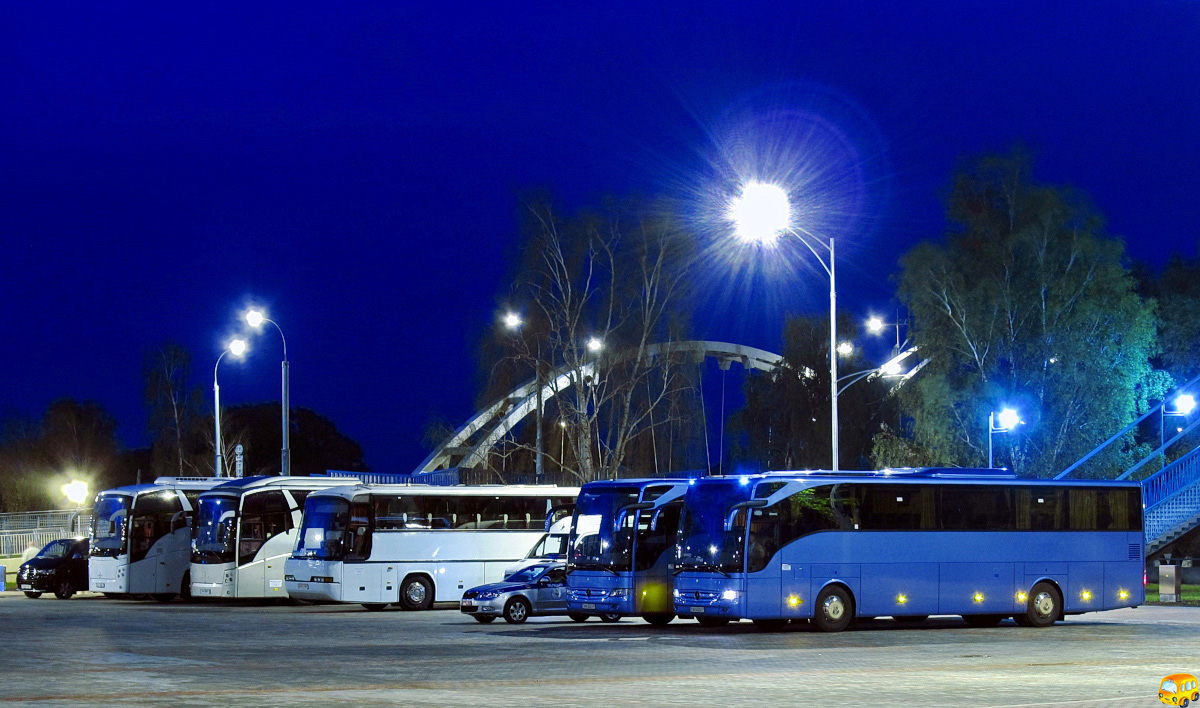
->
[721,589,738,601]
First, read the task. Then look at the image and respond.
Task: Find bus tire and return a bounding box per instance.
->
[1015,581,1061,628]
[399,575,434,611]
[962,614,1006,627]
[598,613,621,623]
[568,612,590,622]
[180,572,193,602]
[503,597,531,624]
[753,619,788,631]
[813,585,854,632]
[696,617,729,627]
[24,591,42,599]
[54,580,75,600]
[361,603,388,611]
[643,613,674,626]
[473,615,496,623]
[152,593,175,603]
[894,615,928,622]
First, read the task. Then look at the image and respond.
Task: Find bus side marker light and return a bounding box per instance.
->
[787,595,802,607]
[1017,591,1028,602]
[972,592,985,603]
[1118,589,1129,601]
[1080,590,1092,601]
[896,594,908,605]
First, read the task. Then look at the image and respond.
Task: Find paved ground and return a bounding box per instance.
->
[1,591,1194,707]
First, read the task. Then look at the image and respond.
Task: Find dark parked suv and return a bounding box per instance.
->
[17,538,90,599]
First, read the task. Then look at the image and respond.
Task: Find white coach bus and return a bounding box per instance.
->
[284,483,579,610]
[190,475,361,599]
[89,477,222,601]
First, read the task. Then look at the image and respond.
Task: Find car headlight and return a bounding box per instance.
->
[721,589,739,601]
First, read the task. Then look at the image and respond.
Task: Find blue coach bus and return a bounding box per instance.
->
[567,479,691,625]
[672,468,1143,631]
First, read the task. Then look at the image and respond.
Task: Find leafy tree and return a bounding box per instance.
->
[216,404,367,477]
[874,149,1160,477]
[144,342,206,478]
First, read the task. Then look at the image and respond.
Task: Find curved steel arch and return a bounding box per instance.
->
[412,341,784,475]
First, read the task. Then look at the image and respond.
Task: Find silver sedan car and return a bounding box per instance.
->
[459,562,620,624]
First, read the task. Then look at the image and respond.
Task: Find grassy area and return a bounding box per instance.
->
[1145,583,1200,604]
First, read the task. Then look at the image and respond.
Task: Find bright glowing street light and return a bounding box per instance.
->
[503,312,523,330]
[214,338,247,478]
[866,316,885,333]
[245,309,291,476]
[62,479,89,507]
[586,337,604,353]
[836,341,854,357]
[988,407,1021,468]
[728,179,840,470]
[1172,394,1196,416]
[1160,392,1196,464]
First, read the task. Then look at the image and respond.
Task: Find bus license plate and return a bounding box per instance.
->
[297,583,309,590]
[582,603,596,610]
[690,607,705,613]
[95,582,105,588]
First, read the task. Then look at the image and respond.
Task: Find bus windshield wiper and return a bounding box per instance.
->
[675,558,730,577]
[571,562,620,576]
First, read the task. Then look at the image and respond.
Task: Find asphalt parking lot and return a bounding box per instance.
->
[1,592,1194,707]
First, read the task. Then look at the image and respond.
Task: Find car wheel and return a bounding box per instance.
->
[23,591,42,599]
[151,593,175,603]
[361,603,388,611]
[54,580,75,600]
[753,619,788,631]
[643,613,674,626]
[399,575,434,611]
[813,585,855,633]
[504,597,531,624]
[599,613,621,623]
[567,612,590,622]
[1014,581,1060,628]
[696,617,729,627]
[893,615,929,622]
[962,614,1007,627]
[473,615,497,623]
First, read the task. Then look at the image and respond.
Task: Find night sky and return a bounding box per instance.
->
[3,3,1198,474]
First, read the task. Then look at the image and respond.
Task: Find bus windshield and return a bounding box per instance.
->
[294,496,351,560]
[569,488,639,572]
[91,495,130,557]
[193,495,238,564]
[677,480,750,574]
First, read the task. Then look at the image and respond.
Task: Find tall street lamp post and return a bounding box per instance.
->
[214,338,247,477]
[504,312,544,481]
[988,407,1020,468]
[729,181,840,470]
[1160,393,1196,468]
[246,310,290,476]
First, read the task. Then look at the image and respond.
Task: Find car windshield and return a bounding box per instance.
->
[91,494,130,557]
[569,488,639,572]
[1162,680,1178,693]
[677,480,750,574]
[37,539,74,559]
[193,494,238,564]
[505,565,551,582]
[293,496,350,560]
[525,532,568,559]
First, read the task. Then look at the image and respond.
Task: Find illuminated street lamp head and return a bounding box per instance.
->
[867,316,885,334]
[836,341,854,357]
[586,337,604,352]
[996,407,1020,431]
[228,338,248,357]
[728,181,791,245]
[245,309,265,328]
[880,360,902,376]
[1173,393,1196,416]
[503,312,522,330]
[62,479,89,506]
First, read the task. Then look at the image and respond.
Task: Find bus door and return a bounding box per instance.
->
[129,491,186,593]
[633,503,680,615]
[743,502,782,617]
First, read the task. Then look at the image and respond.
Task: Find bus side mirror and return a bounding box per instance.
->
[725,499,767,531]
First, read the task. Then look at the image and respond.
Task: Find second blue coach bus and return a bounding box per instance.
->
[672,468,1143,631]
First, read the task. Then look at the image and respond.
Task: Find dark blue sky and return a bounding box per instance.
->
[3,2,1198,474]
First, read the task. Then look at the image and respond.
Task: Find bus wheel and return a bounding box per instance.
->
[696,617,728,627]
[753,619,788,631]
[568,612,590,622]
[151,593,175,603]
[180,573,193,602]
[1014,581,1060,628]
[598,613,622,623]
[103,593,123,599]
[813,585,854,632]
[54,580,75,600]
[473,615,496,623]
[503,597,531,624]
[399,575,434,610]
[894,615,928,622]
[361,603,388,611]
[962,614,1006,627]
[643,613,674,626]
[23,591,42,599]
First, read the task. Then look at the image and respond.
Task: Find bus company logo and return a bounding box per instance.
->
[1159,674,1199,705]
